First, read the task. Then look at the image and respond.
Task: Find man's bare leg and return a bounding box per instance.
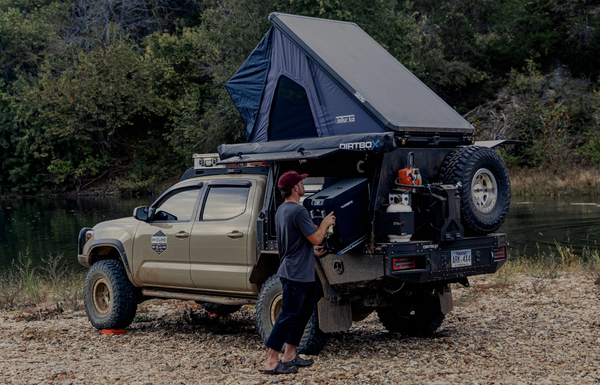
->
[264,348,280,370]
[281,344,297,362]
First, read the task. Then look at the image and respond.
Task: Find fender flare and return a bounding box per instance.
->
[249,251,280,285]
[87,239,137,286]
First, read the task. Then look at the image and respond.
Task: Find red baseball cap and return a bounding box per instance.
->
[278,171,308,190]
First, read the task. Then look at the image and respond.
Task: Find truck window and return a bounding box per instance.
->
[202,187,250,220]
[154,189,200,221]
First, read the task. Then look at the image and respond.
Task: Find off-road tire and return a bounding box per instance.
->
[439,145,511,235]
[255,274,330,355]
[84,259,138,330]
[377,292,445,337]
[200,303,242,316]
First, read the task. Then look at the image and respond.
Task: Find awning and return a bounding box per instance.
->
[218,132,397,160]
[218,148,342,164]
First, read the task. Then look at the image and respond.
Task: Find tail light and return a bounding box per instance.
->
[392,257,416,271]
[493,247,506,259]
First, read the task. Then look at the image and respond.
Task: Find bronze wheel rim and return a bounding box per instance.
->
[270,293,283,325]
[93,278,111,315]
[471,168,498,214]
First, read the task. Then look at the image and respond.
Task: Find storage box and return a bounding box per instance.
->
[303,178,369,252]
[193,153,223,169]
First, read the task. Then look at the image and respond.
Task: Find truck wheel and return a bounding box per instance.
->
[439,146,511,235]
[200,303,242,316]
[84,259,138,330]
[377,293,444,336]
[255,275,330,355]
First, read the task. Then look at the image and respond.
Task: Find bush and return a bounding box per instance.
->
[0,250,84,311]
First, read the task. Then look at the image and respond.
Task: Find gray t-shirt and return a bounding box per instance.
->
[275,202,317,282]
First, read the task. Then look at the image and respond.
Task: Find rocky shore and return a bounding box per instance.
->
[1,274,599,385]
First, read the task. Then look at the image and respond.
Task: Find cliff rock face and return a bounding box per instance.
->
[466,66,600,168]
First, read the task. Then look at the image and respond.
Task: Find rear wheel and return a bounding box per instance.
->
[439,146,511,235]
[84,259,138,330]
[377,292,445,337]
[255,275,330,355]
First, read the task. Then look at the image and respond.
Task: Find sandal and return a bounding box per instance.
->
[282,355,314,367]
[261,361,298,375]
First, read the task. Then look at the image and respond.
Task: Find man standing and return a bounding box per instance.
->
[262,171,336,375]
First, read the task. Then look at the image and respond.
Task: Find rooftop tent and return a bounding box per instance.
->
[225,13,474,143]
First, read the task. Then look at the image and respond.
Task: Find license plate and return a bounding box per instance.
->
[451,249,472,268]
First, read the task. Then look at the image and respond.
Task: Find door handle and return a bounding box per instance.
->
[174,231,189,239]
[227,231,244,239]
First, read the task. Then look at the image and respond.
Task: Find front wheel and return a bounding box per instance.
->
[84,259,138,330]
[255,275,330,355]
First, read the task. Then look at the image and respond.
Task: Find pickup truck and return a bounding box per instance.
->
[78,135,510,354]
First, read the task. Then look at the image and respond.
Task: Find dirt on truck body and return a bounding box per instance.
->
[77,13,511,354]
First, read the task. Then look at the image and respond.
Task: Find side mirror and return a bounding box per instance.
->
[133,206,149,221]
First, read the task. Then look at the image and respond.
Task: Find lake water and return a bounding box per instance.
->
[1,195,599,271]
[0,196,149,271]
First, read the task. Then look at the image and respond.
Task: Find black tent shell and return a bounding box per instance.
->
[268,13,474,134]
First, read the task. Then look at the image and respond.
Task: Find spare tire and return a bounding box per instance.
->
[439,146,511,235]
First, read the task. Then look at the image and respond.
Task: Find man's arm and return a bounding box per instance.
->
[306,212,335,246]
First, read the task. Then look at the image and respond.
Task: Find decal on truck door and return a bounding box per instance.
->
[151,230,168,255]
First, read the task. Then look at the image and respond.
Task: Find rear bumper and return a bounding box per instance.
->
[318,234,507,286]
[383,233,507,284]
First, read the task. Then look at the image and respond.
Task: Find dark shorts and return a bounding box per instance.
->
[265,278,316,351]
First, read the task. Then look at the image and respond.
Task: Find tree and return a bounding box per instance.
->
[9,41,164,191]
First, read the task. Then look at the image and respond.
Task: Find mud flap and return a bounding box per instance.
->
[438,286,454,314]
[314,258,353,333]
[317,298,352,333]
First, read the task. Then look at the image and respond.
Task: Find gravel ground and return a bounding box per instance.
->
[1,274,599,385]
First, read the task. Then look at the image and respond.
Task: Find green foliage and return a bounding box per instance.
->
[0,0,599,193]
[0,0,70,82]
[501,57,599,170]
[579,132,600,165]
[9,41,166,192]
[508,59,545,95]
[0,83,15,192]
[143,28,219,160]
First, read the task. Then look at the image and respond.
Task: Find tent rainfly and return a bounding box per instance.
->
[225,13,474,143]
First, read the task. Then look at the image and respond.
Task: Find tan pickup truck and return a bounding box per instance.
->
[78,139,510,354]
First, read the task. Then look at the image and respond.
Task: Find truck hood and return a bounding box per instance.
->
[92,217,140,241]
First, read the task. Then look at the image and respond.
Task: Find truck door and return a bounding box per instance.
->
[189,180,254,292]
[133,186,202,288]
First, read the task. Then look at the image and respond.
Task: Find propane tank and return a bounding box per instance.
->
[387,192,412,242]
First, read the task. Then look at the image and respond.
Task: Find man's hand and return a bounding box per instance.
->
[314,245,328,257]
[321,211,335,229]
[307,211,336,245]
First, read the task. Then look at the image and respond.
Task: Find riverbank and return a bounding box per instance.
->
[2,165,600,200]
[1,272,599,384]
[509,167,600,197]
[1,246,599,312]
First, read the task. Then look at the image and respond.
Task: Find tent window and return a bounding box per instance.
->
[269,76,318,140]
